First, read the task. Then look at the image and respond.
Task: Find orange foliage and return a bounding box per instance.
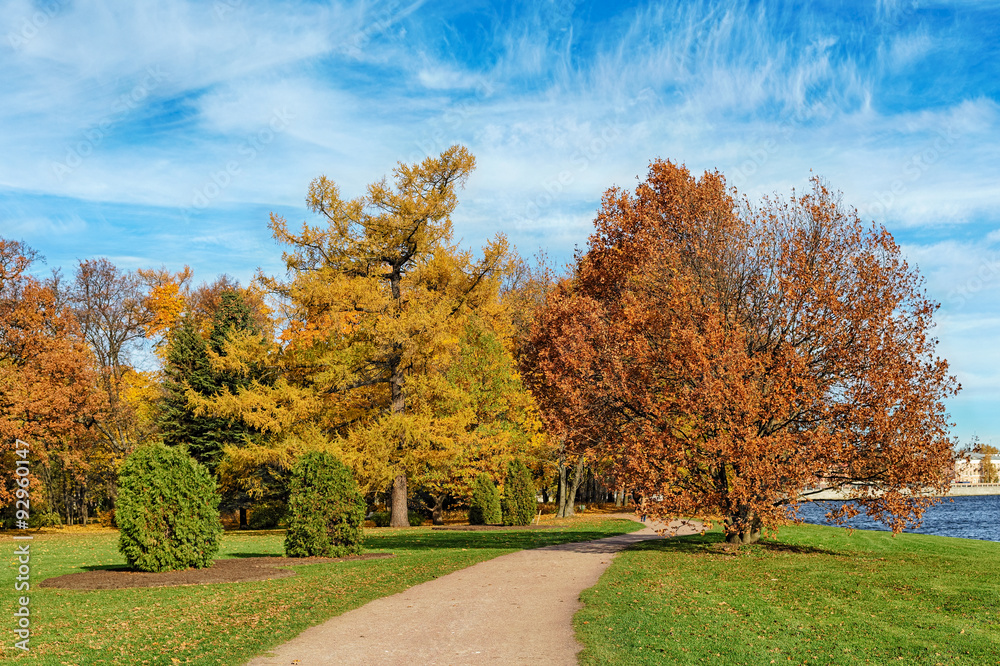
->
[522,161,959,544]
[138,265,192,343]
[0,239,105,508]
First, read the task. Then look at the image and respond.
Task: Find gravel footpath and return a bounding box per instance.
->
[246,514,700,665]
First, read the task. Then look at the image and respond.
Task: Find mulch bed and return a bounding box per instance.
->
[40,553,394,590]
[431,524,553,531]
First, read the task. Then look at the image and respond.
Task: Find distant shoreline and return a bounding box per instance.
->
[801,483,1000,500]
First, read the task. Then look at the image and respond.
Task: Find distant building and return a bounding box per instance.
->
[954,452,1000,483]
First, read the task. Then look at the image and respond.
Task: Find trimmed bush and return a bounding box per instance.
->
[407,510,425,526]
[284,451,366,557]
[117,444,223,572]
[502,459,536,526]
[468,473,501,525]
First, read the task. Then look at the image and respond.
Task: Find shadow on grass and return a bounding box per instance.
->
[625,532,838,557]
[222,529,285,536]
[223,552,283,558]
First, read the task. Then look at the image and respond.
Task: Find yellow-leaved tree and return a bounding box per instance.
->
[195,146,519,526]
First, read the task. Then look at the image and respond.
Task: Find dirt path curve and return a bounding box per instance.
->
[247,514,700,666]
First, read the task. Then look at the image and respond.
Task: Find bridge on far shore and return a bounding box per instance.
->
[800,483,1000,501]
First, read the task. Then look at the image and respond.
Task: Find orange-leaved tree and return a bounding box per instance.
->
[0,239,105,513]
[522,160,959,544]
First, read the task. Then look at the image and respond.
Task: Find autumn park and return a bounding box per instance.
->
[2,142,997,664]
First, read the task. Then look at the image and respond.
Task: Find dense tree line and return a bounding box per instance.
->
[0,147,555,528]
[1,150,958,541]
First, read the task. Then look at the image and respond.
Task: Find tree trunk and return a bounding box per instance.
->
[556,450,569,518]
[389,474,409,527]
[64,487,73,526]
[725,509,762,545]
[566,456,586,515]
[80,486,89,526]
[386,273,410,528]
[557,452,586,518]
[431,494,446,525]
[239,507,248,530]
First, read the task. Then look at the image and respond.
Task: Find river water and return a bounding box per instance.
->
[794,494,1000,542]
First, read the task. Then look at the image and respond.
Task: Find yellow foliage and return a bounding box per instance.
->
[144,282,185,342]
[190,147,547,507]
[119,368,161,434]
[216,423,342,499]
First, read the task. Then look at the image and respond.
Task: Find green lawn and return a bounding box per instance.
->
[1,516,642,664]
[575,523,1000,665]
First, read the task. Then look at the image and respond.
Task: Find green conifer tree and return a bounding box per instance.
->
[159,315,229,472]
[502,459,536,526]
[468,473,502,525]
[159,291,268,528]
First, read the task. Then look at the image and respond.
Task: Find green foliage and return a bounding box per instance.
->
[160,294,273,521]
[502,459,536,526]
[30,511,62,528]
[370,510,423,527]
[468,473,502,525]
[209,291,258,352]
[159,315,229,472]
[284,451,366,557]
[116,444,223,572]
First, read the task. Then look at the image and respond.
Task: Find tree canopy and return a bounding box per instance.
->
[190,146,525,527]
[0,240,104,512]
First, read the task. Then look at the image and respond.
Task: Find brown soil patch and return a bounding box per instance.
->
[40,553,394,590]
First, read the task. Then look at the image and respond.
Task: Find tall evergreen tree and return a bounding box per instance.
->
[209,291,258,379]
[159,315,228,472]
[159,290,267,528]
[502,459,536,526]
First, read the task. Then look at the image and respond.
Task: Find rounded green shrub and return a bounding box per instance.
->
[117,444,223,572]
[407,509,425,526]
[468,473,501,525]
[502,459,536,526]
[30,511,62,529]
[284,451,366,557]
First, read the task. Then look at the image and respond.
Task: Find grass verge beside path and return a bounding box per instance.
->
[1,515,641,665]
[576,523,1000,665]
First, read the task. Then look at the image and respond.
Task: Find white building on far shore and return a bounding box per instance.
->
[954,452,999,484]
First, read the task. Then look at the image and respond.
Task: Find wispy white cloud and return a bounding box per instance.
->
[2,0,998,438]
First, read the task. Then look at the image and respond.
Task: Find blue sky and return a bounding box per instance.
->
[1,0,998,444]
